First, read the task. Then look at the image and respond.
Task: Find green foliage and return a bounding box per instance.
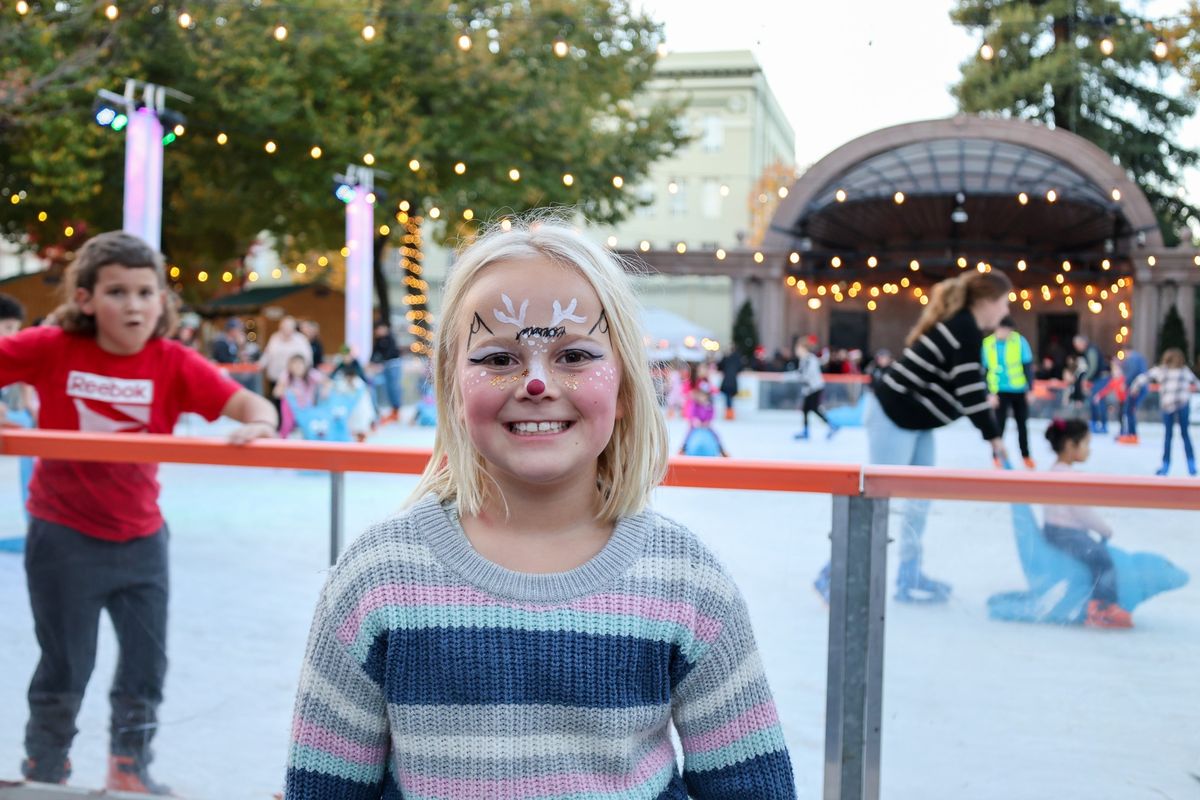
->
[0,0,686,302]
[950,0,1199,243]
[732,299,759,361]
[1158,303,1190,359]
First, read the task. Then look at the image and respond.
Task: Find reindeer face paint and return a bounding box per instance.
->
[457,259,621,491]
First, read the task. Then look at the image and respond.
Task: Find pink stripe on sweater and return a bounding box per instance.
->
[680,702,780,754]
[396,739,673,798]
[336,583,721,645]
[291,718,386,765]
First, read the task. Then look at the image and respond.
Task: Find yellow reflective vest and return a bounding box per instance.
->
[982,334,1029,393]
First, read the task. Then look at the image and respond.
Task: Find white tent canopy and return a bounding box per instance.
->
[639,306,721,362]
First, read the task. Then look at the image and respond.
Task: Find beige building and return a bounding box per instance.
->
[393,50,798,348]
[601,50,797,344]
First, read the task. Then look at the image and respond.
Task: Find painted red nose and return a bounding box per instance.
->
[526,379,546,396]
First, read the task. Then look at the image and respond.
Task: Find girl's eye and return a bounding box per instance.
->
[560,349,600,365]
[468,353,516,368]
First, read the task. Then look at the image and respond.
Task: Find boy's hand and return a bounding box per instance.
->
[228,421,276,444]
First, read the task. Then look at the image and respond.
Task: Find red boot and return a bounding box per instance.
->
[21,756,71,784]
[107,754,173,795]
[1084,600,1133,629]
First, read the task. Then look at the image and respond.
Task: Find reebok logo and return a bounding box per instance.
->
[66,371,154,405]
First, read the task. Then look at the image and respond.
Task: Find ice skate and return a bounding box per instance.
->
[1023,456,1036,469]
[20,756,70,785]
[894,560,951,604]
[107,754,173,795]
[813,563,831,607]
[1188,457,1197,477]
[1084,600,1133,629]
[1156,460,1170,476]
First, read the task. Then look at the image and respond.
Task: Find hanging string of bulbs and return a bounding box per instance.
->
[973,11,1188,62]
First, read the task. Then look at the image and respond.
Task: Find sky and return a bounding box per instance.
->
[641,0,1200,209]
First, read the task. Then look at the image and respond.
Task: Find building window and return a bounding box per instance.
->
[701,179,721,219]
[669,179,688,216]
[701,115,724,153]
[635,181,655,217]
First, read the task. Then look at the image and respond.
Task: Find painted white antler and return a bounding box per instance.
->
[493,294,528,329]
[549,298,586,327]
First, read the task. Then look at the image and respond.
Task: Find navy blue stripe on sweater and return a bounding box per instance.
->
[285,769,382,800]
[364,628,695,707]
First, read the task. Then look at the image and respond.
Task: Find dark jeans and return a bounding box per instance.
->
[1121,385,1147,436]
[24,517,169,764]
[996,391,1031,457]
[1163,404,1194,464]
[1043,523,1117,604]
[1089,376,1111,428]
[801,390,831,432]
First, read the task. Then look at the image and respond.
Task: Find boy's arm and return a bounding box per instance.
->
[220,389,278,444]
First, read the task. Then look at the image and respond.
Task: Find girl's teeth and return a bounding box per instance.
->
[512,421,567,434]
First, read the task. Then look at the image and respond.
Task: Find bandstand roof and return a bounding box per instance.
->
[765,116,1163,281]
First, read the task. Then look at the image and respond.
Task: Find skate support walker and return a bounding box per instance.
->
[825,393,867,429]
[290,386,372,443]
[987,501,1189,624]
[681,427,723,457]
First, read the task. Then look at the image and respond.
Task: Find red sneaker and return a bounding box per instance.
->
[1116,434,1139,445]
[1085,600,1133,629]
[21,756,70,784]
[106,755,173,795]
[1023,457,1036,469]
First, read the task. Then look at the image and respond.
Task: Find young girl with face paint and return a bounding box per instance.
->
[284,218,797,799]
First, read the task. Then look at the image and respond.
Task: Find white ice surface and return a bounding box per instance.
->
[0,408,1196,799]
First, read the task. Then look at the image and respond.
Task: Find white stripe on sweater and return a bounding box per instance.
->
[672,651,767,726]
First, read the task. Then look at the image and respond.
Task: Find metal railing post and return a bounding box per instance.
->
[329,471,345,566]
[824,494,889,800]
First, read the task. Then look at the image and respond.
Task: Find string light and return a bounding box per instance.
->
[789,252,800,264]
[428,206,440,219]
[177,10,192,28]
[562,173,574,186]
[909,259,920,271]
[309,145,322,159]
[553,37,569,57]
[957,256,967,268]
[362,24,377,41]
[1046,189,1058,203]
[1017,259,1027,271]
[639,240,650,252]
[408,158,420,171]
[612,175,624,188]
[463,209,474,220]
[508,168,521,181]
[274,24,288,41]
[808,298,822,310]
[457,33,472,51]
[1099,36,1114,56]
[893,191,905,204]
[16,1,30,14]
[1017,192,1028,205]
[248,271,259,282]
[169,266,181,278]
[37,211,47,221]
[198,270,209,282]
[835,189,847,203]
[221,271,233,283]
[719,184,730,197]
[105,4,118,20]
[379,224,390,236]
[363,153,375,165]
[64,225,74,237]
[453,161,467,175]
[1061,260,1071,271]
[173,124,185,136]
[867,256,877,268]
[1102,258,1112,270]
[271,268,282,279]
[667,181,678,194]
[1147,255,1156,266]
[675,242,687,254]
[831,256,842,268]
[754,252,764,263]
[296,262,307,273]
[265,140,277,154]
[1111,188,1121,201]
[777,186,789,198]
[980,42,995,60]
[216,132,228,145]
[1154,38,1169,59]
[716,249,726,260]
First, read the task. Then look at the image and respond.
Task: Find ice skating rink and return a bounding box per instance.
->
[0,408,1195,798]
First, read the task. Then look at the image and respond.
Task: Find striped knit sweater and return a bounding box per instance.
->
[874,308,1001,440]
[285,494,796,800]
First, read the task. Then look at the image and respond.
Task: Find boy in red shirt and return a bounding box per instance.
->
[0,232,277,794]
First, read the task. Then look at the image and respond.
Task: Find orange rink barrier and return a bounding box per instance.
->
[1,429,1196,509]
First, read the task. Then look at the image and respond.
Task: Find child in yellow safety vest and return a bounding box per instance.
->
[982,316,1036,468]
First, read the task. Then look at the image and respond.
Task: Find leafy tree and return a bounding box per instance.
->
[1165,2,1200,94]
[949,0,1198,243]
[1,0,687,315]
[731,298,759,362]
[1157,303,1189,359]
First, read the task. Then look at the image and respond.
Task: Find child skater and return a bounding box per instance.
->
[1043,419,1132,628]
[1128,347,1200,476]
[285,217,795,799]
[0,232,278,793]
[274,353,327,438]
[680,361,730,456]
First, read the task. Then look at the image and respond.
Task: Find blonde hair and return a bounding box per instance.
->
[406,213,669,524]
[1160,347,1186,369]
[906,271,1012,346]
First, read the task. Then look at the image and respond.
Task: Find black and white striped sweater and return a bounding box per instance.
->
[874,308,1001,440]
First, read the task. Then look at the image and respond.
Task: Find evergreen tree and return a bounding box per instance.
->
[1157,303,1189,359]
[950,0,1198,243]
[732,299,759,362]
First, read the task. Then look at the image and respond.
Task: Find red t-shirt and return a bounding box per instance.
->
[0,327,241,541]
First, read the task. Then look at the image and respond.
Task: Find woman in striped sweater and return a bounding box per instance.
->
[871,271,1011,602]
[284,219,795,799]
